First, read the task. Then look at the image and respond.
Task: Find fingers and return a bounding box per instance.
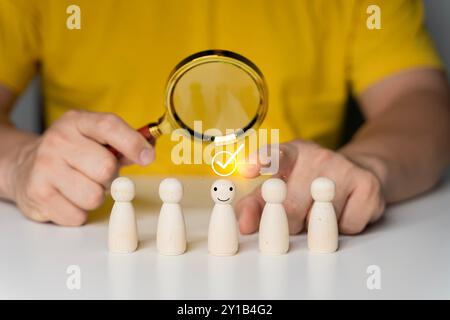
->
[238,141,306,234]
[61,134,119,188]
[312,153,356,221]
[278,143,322,234]
[25,186,88,227]
[238,151,261,178]
[52,161,105,211]
[283,180,312,234]
[43,190,88,226]
[73,110,154,166]
[338,171,385,235]
[26,210,50,223]
[280,154,313,233]
[273,142,300,180]
[234,137,387,237]
[12,109,155,227]
[235,186,265,234]
[238,142,298,178]
[237,140,386,236]
[238,161,260,178]
[282,147,359,234]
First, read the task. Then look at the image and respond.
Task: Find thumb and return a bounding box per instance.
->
[119,144,155,167]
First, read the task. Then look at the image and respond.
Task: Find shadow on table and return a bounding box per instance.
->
[187,236,207,251]
[337,216,389,251]
[137,234,156,250]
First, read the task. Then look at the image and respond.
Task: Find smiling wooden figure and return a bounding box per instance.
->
[208,179,239,256]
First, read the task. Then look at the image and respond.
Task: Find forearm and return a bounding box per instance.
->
[0,121,38,200]
[340,88,450,203]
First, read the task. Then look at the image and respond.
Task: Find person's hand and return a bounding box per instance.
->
[7,110,154,226]
[236,140,386,235]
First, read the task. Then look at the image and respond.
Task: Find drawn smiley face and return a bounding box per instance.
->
[210,179,236,204]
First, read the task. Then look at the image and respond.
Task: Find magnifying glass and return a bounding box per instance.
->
[109,50,268,157]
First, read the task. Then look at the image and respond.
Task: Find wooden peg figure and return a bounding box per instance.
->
[307,177,339,253]
[108,177,139,253]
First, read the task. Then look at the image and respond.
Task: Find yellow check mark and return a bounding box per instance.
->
[215,144,244,169]
[211,144,245,176]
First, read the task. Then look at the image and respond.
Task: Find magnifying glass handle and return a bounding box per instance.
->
[106,122,159,159]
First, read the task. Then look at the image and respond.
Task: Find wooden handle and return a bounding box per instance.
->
[106,122,159,159]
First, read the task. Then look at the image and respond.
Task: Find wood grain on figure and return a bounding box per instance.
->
[108,177,139,253]
[157,178,187,255]
[259,178,290,255]
[307,177,339,253]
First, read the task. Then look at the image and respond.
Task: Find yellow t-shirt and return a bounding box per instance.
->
[0,0,442,175]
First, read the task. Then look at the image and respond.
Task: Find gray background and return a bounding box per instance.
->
[10,0,450,133]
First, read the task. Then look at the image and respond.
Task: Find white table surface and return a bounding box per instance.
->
[1,172,449,300]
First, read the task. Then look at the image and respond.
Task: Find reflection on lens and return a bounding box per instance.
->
[171,61,261,137]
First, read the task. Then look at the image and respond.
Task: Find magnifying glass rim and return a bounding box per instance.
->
[164,49,268,142]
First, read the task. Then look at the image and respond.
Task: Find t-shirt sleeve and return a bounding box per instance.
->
[348,0,443,95]
[0,0,41,94]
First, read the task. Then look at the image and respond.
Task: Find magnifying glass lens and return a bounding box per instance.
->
[107,50,267,158]
[171,61,261,138]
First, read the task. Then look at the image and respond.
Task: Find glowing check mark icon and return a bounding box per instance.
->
[215,144,244,169]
